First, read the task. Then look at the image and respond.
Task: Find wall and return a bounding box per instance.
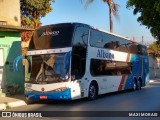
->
[149,55,160,79]
[0,31,24,94]
[0,0,20,26]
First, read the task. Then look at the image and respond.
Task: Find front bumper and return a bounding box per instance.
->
[25,88,71,100]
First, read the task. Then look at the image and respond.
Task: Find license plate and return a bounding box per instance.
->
[40,96,47,99]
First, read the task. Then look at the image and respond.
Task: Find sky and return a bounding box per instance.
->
[41,0,156,44]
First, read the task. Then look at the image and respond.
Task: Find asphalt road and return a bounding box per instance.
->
[2,79,160,120]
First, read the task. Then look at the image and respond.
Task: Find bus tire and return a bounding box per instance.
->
[136,80,141,90]
[26,97,36,104]
[26,99,33,104]
[88,82,98,100]
[132,80,137,91]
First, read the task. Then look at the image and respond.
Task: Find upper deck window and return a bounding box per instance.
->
[89,29,147,54]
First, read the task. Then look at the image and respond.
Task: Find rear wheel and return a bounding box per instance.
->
[136,80,141,90]
[88,82,98,100]
[132,80,137,91]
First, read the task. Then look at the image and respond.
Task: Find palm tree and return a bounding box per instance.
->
[82,0,120,33]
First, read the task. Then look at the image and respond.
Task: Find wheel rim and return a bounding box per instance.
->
[137,80,141,90]
[89,85,96,99]
[133,81,136,90]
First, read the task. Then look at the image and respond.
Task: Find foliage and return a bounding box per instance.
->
[20,0,54,42]
[148,42,160,57]
[21,0,54,28]
[81,0,120,32]
[21,31,33,42]
[127,0,160,41]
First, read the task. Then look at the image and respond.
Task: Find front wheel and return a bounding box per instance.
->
[26,98,34,104]
[88,82,98,100]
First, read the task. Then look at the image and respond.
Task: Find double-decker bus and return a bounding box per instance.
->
[15,23,150,101]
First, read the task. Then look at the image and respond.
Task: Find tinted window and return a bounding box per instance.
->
[103,33,120,50]
[90,29,103,48]
[90,59,132,76]
[137,45,148,56]
[142,45,148,56]
[27,53,70,84]
[71,26,89,79]
[117,39,130,52]
[137,45,142,55]
[90,29,141,53]
[29,25,74,50]
[128,42,138,54]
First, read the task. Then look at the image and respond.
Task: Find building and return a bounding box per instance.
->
[0,0,31,96]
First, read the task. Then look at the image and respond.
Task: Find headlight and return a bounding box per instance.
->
[25,88,34,92]
[54,87,68,92]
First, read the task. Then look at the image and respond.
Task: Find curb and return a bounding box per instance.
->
[0,103,6,110]
[7,100,27,109]
[0,100,27,110]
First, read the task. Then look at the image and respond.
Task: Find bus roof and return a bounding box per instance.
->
[37,22,145,45]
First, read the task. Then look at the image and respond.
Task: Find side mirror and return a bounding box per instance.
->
[13,55,31,73]
[13,55,24,72]
[25,56,31,73]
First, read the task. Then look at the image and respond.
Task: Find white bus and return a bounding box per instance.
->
[14,23,150,101]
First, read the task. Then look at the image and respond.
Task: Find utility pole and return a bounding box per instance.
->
[133,36,135,40]
[142,36,144,44]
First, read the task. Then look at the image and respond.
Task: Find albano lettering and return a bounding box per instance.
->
[41,31,59,37]
[97,49,114,59]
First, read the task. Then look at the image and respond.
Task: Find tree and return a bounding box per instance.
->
[148,42,160,57]
[82,0,120,32]
[20,0,54,65]
[21,0,54,28]
[127,0,160,41]
[20,0,55,42]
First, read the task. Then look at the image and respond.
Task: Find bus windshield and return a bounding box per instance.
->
[29,24,74,50]
[26,53,70,84]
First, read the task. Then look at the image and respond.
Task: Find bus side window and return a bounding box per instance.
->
[142,45,148,56]
[128,44,138,54]
[90,29,103,48]
[137,45,143,55]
